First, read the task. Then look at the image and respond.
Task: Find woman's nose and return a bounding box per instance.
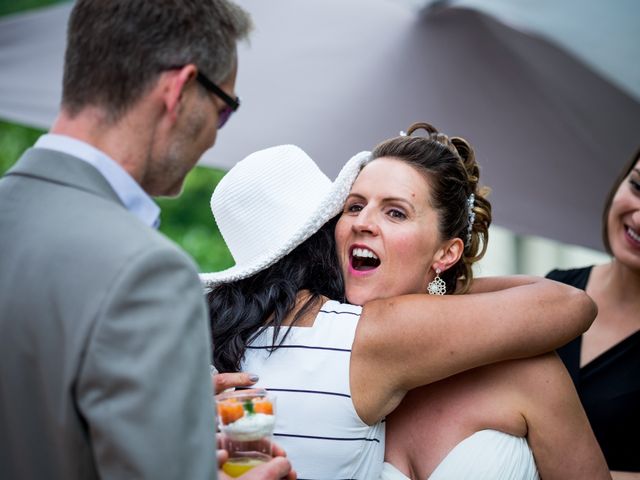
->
[352,209,380,235]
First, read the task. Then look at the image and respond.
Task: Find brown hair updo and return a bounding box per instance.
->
[370,122,492,294]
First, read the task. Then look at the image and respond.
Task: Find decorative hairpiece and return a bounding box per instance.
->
[466,193,475,247]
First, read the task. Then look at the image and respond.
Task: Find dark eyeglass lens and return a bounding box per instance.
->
[218,106,233,128]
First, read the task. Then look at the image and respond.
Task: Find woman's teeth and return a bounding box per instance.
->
[627,226,640,243]
[352,247,378,260]
[351,247,381,271]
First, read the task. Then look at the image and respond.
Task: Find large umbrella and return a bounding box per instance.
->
[1,0,639,251]
[214,0,640,251]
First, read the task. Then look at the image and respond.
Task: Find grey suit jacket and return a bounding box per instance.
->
[0,148,217,479]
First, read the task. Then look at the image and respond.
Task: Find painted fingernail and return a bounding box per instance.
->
[248,374,259,382]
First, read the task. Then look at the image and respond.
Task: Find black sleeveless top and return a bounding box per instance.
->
[546,266,640,472]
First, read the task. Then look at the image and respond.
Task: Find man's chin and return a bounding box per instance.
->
[152,177,186,198]
[163,184,185,198]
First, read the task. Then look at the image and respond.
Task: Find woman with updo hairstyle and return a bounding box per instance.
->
[204,126,607,479]
[334,123,608,479]
[366,122,491,295]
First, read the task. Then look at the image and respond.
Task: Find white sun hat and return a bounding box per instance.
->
[199,144,370,287]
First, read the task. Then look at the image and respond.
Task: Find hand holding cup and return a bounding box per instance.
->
[217,389,276,477]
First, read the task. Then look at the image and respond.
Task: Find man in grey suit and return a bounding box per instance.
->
[0,1,293,479]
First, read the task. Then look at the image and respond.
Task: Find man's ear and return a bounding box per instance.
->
[162,65,198,120]
[436,237,464,272]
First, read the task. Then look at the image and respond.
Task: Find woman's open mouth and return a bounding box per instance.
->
[350,247,381,271]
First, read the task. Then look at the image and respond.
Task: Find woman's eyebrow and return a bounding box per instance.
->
[347,191,416,214]
[381,196,416,213]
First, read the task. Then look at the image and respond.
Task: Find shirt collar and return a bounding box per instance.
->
[34,134,161,228]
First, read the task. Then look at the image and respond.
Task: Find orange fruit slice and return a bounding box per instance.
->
[252,398,273,415]
[218,400,244,424]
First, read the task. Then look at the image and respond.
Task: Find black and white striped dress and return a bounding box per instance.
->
[242,299,385,480]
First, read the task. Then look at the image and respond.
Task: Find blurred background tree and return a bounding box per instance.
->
[0,0,66,16]
[0,0,233,273]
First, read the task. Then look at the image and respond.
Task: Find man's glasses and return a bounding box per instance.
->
[196,71,240,129]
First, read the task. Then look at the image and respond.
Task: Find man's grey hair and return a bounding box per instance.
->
[62,0,252,122]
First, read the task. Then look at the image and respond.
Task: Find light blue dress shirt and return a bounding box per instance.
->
[34,134,160,228]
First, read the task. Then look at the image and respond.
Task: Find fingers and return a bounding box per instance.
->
[271,442,287,458]
[216,449,228,468]
[213,372,259,395]
[237,457,295,480]
[217,442,294,479]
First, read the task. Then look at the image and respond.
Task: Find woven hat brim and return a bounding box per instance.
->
[199,151,370,288]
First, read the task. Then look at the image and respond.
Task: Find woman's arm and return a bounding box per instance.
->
[350,275,596,423]
[468,274,587,296]
[520,353,610,479]
[611,473,640,480]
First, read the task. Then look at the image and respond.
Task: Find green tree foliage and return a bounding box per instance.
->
[0,0,68,16]
[0,120,44,175]
[157,168,234,273]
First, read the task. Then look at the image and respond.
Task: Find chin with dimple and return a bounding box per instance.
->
[343,268,385,307]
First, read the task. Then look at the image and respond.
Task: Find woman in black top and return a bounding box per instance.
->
[546,146,640,478]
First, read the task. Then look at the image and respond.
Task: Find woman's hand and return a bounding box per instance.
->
[220,456,295,479]
[217,436,296,479]
[211,368,259,394]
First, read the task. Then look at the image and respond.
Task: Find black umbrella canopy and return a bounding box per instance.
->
[206,1,640,251]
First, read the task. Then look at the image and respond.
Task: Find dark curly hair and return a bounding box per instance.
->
[207,217,345,372]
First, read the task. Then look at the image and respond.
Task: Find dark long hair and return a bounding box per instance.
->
[207,216,345,372]
[601,146,640,254]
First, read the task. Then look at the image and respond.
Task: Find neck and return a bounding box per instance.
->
[50,106,156,185]
[595,259,640,304]
[280,290,326,327]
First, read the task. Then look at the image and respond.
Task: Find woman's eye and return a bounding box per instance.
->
[346,203,363,213]
[388,209,406,219]
[629,177,640,192]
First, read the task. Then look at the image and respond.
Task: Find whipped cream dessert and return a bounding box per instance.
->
[221,413,276,441]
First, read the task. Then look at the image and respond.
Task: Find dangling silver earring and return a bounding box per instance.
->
[427,267,446,295]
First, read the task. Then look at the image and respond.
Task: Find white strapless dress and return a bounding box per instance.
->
[380,429,539,480]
